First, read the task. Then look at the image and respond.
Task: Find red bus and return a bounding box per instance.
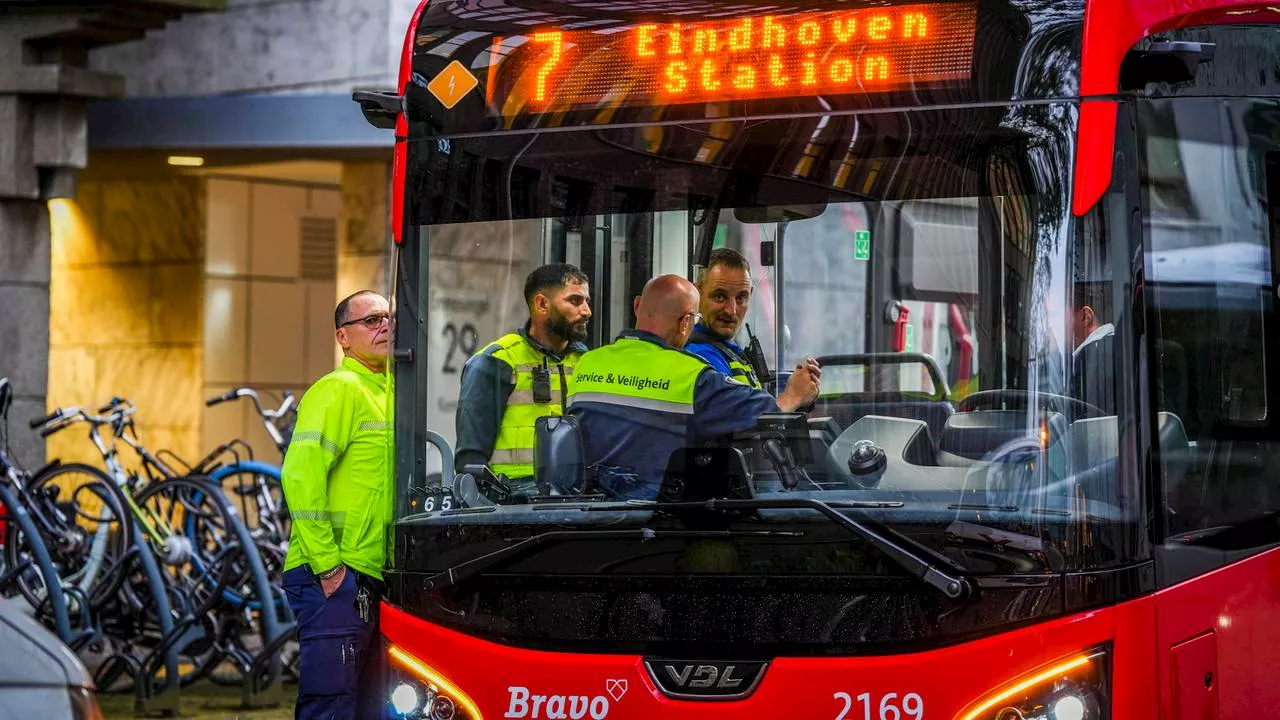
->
[355,1,1280,718]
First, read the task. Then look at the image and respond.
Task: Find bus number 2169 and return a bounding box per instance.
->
[834,692,924,720]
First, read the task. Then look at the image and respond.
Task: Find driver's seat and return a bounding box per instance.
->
[534,415,587,494]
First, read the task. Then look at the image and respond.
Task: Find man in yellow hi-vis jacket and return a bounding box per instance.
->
[281,289,394,720]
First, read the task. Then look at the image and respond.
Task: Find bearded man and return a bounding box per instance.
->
[455,264,593,494]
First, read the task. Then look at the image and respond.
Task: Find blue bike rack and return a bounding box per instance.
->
[0,482,96,650]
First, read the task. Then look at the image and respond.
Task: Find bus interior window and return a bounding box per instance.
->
[1147,99,1280,549]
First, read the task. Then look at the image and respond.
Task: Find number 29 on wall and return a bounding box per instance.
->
[835,692,924,720]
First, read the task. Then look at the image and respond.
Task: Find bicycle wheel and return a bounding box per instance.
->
[4,463,133,613]
[208,461,290,550]
[133,476,245,617]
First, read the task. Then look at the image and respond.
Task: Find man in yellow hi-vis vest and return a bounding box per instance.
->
[456,264,592,494]
[281,289,394,720]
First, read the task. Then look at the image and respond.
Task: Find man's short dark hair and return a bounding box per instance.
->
[335,290,380,329]
[1073,282,1111,317]
[523,263,588,307]
[706,247,751,275]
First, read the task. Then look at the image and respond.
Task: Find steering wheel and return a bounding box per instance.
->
[957,389,1107,420]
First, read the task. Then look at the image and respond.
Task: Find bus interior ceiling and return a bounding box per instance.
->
[410,104,1046,225]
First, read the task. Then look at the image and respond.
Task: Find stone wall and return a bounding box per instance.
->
[0,202,51,470]
[89,0,422,97]
[338,161,392,309]
[46,178,206,467]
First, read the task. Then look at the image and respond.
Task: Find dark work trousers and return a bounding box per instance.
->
[284,566,387,720]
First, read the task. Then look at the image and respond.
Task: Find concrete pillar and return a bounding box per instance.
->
[0,15,123,468]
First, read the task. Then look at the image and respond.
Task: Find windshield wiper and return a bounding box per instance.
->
[586,498,972,600]
[423,528,801,592]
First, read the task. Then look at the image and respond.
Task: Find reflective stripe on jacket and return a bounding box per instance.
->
[281,356,394,580]
[568,331,778,500]
[483,332,581,479]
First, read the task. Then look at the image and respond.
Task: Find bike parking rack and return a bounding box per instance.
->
[0,482,97,650]
[186,474,297,708]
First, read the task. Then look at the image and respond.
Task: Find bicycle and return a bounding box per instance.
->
[31,400,255,687]
[201,387,295,548]
[1,384,131,620]
[198,388,299,684]
[0,378,129,644]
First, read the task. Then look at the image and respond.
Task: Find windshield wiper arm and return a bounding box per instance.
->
[587,498,971,600]
[423,528,801,592]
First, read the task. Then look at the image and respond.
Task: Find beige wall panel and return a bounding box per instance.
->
[247,282,306,386]
[203,277,250,386]
[305,281,338,382]
[249,183,305,279]
[207,179,251,276]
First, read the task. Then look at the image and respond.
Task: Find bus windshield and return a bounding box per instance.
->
[395,101,1146,586]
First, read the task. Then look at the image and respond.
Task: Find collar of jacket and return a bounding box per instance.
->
[691,322,744,351]
[619,329,684,352]
[341,355,389,386]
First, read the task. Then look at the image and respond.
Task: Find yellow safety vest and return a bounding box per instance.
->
[483,333,581,479]
[568,336,702,415]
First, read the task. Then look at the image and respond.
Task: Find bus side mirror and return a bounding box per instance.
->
[1120,41,1215,91]
[353,90,403,130]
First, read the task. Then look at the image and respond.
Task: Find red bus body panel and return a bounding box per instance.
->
[381,595,1159,719]
[1074,1,1280,216]
[1154,549,1280,719]
[382,545,1280,718]
[390,0,429,244]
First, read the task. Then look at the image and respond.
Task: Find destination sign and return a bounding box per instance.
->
[486,2,978,114]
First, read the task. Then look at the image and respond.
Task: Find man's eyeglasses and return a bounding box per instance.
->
[340,313,392,330]
[681,311,703,325]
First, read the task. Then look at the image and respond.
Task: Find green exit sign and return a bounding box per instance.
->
[854,230,872,261]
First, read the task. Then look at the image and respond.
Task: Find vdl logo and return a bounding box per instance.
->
[643,659,770,700]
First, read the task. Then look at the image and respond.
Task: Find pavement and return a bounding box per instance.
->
[98,682,296,719]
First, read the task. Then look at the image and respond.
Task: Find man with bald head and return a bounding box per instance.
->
[567,275,820,500]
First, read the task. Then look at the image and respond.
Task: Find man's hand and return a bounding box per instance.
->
[801,357,821,383]
[778,360,821,412]
[321,565,347,598]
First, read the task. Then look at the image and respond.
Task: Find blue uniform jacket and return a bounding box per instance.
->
[568,330,780,500]
[684,322,743,377]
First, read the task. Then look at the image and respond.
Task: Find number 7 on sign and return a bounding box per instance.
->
[532,31,564,103]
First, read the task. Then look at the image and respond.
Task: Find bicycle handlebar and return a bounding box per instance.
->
[31,404,134,436]
[205,390,239,407]
[98,396,126,414]
[30,409,62,430]
[205,387,295,420]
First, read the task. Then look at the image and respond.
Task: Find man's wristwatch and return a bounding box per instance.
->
[318,565,344,581]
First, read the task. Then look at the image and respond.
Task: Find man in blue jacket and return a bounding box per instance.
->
[567,275,820,500]
[686,247,821,393]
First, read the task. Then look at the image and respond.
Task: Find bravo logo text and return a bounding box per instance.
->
[505,679,629,719]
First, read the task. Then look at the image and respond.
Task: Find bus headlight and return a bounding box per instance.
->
[387,645,484,720]
[391,683,420,715]
[955,646,1109,720]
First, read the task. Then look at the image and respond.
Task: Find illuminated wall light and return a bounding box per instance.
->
[167,155,205,167]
